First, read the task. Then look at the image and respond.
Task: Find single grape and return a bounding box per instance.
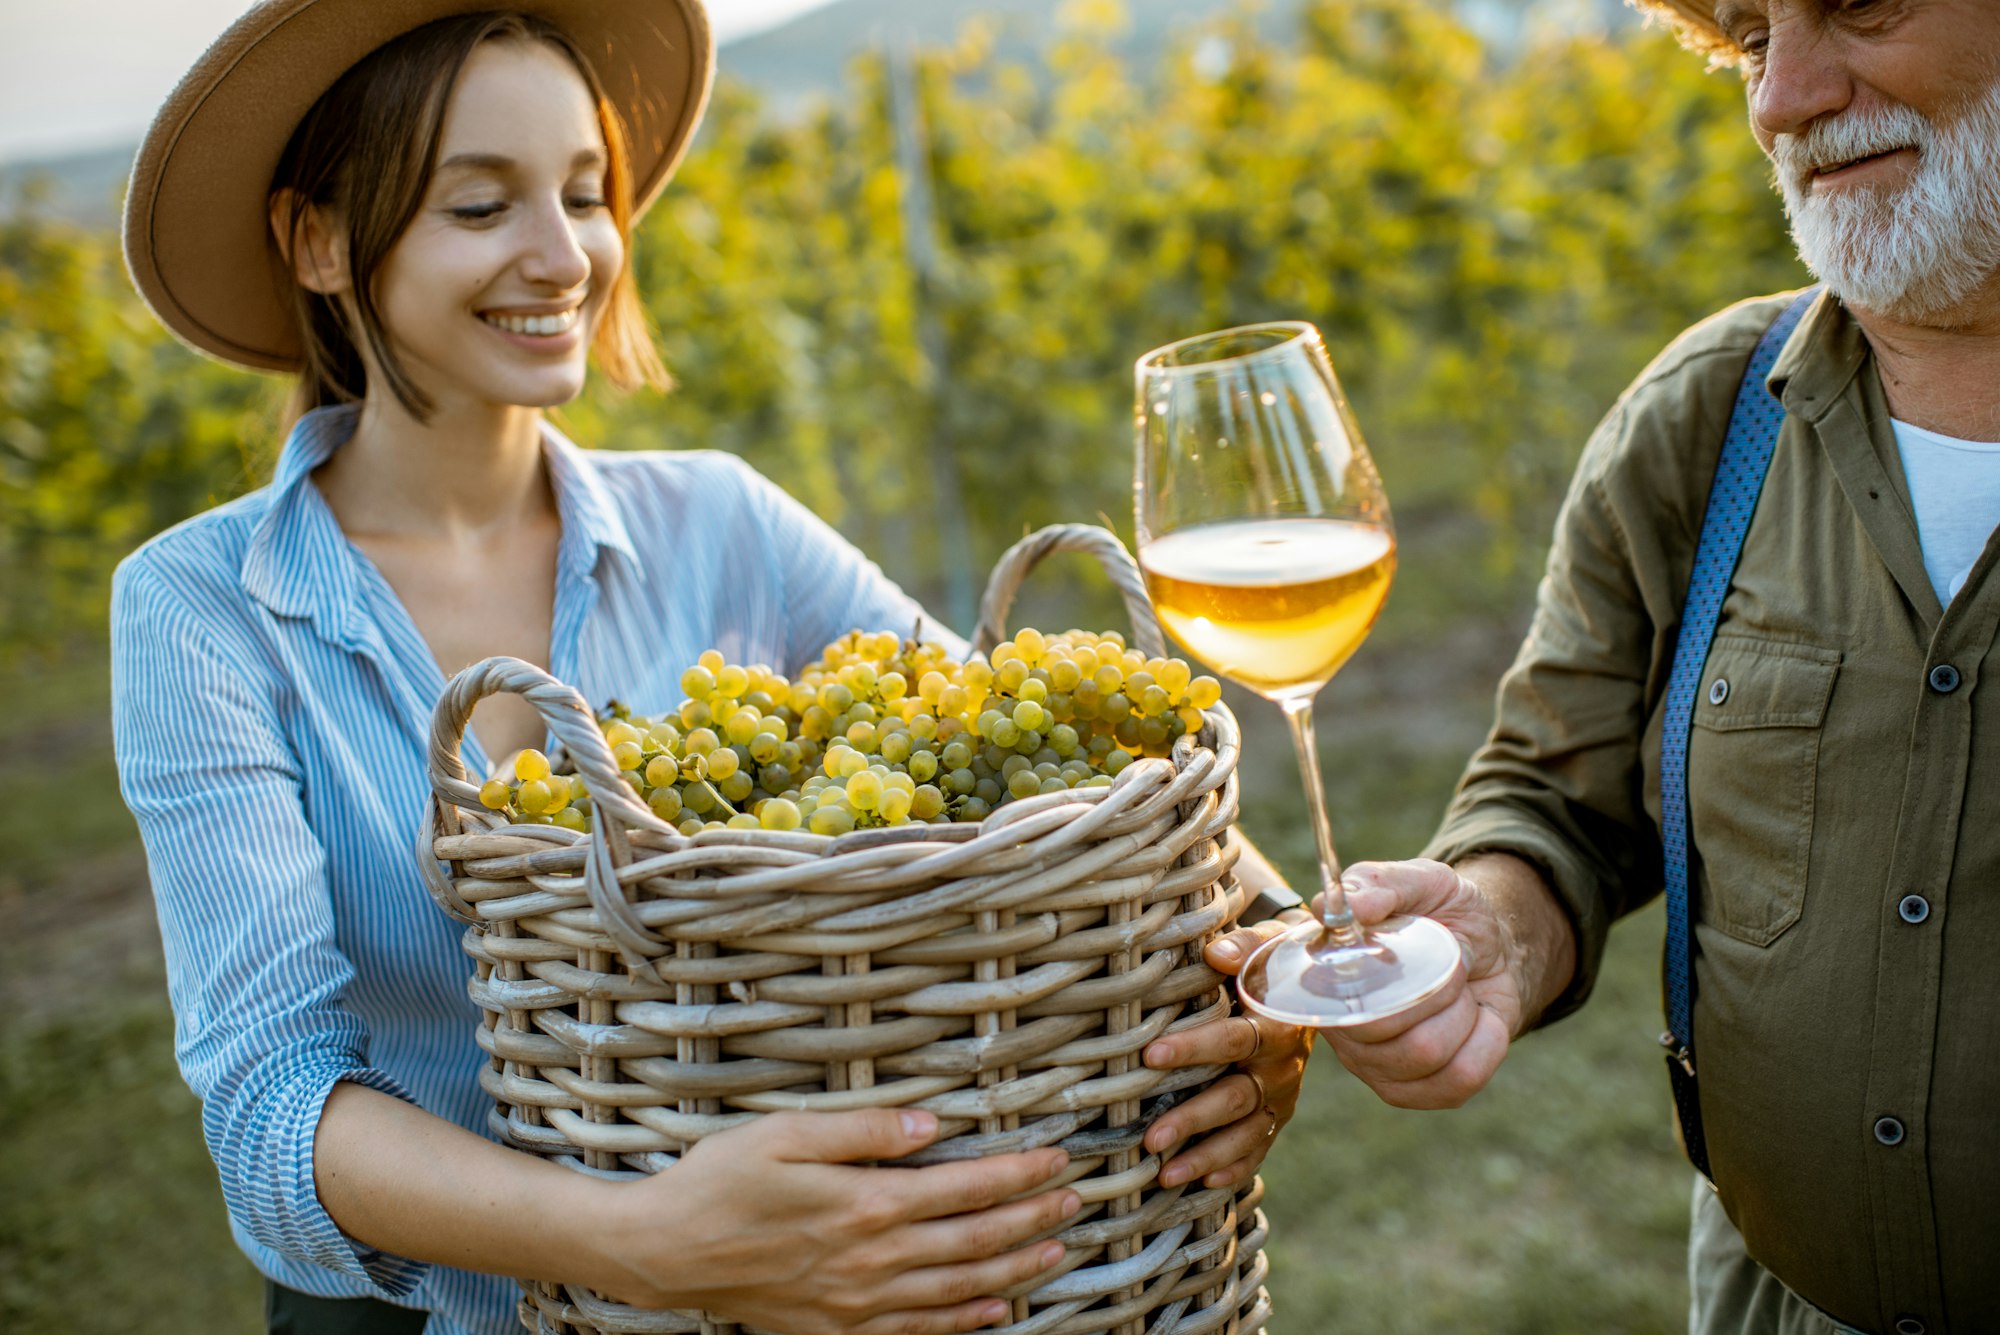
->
[748,733,782,764]
[478,778,512,810]
[724,813,759,830]
[879,787,914,822]
[847,771,885,812]
[997,660,1030,693]
[681,665,717,699]
[514,749,552,783]
[684,728,720,757]
[958,796,992,821]
[649,787,684,822]
[1015,627,1046,662]
[543,775,572,812]
[907,750,940,782]
[1012,699,1046,733]
[1141,685,1172,717]
[880,732,913,765]
[645,755,678,789]
[552,808,589,832]
[1160,659,1193,695]
[760,798,802,831]
[724,709,761,746]
[716,665,750,698]
[1007,769,1043,800]
[1050,724,1080,756]
[677,815,705,837]
[1018,678,1049,705]
[612,741,644,772]
[1104,749,1134,775]
[719,771,755,802]
[1001,754,1033,780]
[678,699,712,729]
[912,784,945,819]
[1188,676,1223,710]
[683,782,716,815]
[811,806,856,836]
[974,777,1004,805]
[990,719,1022,749]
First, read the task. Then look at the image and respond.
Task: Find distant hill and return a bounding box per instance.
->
[0,0,1634,231]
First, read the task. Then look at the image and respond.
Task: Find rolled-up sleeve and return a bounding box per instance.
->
[1423,401,1667,1024]
[110,555,427,1295]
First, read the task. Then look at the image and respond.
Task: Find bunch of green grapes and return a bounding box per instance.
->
[476,628,1223,839]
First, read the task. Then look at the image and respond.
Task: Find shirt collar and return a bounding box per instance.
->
[242,403,640,642]
[1769,287,1871,423]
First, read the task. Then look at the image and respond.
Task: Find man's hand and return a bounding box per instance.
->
[1199,854,1575,1113]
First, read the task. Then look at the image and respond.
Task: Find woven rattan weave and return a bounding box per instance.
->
[420,525,1272,1335]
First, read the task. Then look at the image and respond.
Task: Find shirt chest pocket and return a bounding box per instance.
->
[1686,635,1841,947]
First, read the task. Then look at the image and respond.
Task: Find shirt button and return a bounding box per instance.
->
[1708,677,1730,705]
[1894,1319,1926,1335]
[1928,663,1961,693]
[1874,1116,1906,1147]
[1898,895,1931,924]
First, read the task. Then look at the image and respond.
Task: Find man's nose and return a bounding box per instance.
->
[1750,14,1854,142]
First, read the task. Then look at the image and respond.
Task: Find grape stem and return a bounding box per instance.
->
[1279,695,1363,946]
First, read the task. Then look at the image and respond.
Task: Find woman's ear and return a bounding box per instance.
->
[268,187,350,296]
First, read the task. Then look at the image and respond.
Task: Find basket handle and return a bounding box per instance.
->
[422,656,674,972]
[971,524,1168,660]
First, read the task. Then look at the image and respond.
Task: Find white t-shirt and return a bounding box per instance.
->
[1890,417,2000,604]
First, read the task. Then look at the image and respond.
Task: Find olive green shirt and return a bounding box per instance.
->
[1426,289,1998,1335]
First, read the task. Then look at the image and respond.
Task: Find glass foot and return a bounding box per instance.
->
[1237,914,1461,1027]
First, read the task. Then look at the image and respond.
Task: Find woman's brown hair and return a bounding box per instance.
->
[269,11,668,426]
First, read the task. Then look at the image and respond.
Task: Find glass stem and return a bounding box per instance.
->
[1280,695,1364,946]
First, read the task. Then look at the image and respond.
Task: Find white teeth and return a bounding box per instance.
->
[481,307,580,336]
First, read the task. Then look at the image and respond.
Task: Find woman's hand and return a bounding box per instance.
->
[1139,917,1313,1191]
[588,1107,1082,1334]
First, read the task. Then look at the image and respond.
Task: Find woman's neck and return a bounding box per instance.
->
[312,392,557,544]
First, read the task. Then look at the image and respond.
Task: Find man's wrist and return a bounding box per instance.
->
[1454,851,1578,1033]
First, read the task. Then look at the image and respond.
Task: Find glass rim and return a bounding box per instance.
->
[1136,320,1320,376]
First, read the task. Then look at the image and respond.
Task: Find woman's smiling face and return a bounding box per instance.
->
[372,37,622,412]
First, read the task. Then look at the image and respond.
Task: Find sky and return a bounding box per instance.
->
[0,0,845,163]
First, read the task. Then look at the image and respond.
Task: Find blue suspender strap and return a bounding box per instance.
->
[1658,286,1820,1181]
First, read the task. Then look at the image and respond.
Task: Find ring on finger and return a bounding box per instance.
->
[1238,1015,1263,1059]
[1242,1068,1269,1112]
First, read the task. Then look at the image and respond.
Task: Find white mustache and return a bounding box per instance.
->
[1770,103,1928,187]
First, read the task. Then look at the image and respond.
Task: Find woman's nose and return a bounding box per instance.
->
[519,196,591,290]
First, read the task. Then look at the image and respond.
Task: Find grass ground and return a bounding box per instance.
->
[0,518,1689,1332]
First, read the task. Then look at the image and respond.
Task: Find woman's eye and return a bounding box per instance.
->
[567,195,607,213]
[449,202,506,221]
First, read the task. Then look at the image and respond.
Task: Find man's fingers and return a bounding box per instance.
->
[1320,957,1467,1047]
[890,1188,1083,1270]
[862,1240,1070,1327]
[1326,986,1480,1085]
[1333,859,1467,927]
[890,1148,1072,1222]
[1141,1013,1274,1072]
[1142,1072,1262,1155]
[1202,919,1292,974]
[1358,1004,1512,1110]
[1157,1109,1279,1188]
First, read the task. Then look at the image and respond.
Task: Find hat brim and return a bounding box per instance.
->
[123,0,713,373]
[1627,0,1738,63]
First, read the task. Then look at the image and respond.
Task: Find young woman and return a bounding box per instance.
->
[113,3,1311,1332]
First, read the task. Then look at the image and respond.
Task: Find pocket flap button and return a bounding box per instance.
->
[1708,677,1729,705]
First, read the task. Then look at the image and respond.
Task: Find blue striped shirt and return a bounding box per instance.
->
[110,402,948,1333]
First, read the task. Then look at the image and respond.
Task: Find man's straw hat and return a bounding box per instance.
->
[122,0,713,373]
[1629,0,1737,63]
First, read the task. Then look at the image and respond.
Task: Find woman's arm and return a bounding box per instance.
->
[317,1084,1079,1334]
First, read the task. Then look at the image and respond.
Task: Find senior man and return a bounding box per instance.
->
[1172,1,2000,1333]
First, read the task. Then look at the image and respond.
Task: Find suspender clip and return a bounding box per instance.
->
[1659,1030,1696,1078]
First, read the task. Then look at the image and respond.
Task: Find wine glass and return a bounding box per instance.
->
[1133,321,1459,1027]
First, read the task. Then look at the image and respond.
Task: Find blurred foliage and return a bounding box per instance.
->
[0,0,1801,666]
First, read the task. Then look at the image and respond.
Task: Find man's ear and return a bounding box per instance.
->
[268,187,350,296]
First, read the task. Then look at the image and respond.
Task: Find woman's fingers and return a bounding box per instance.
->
[888,1187,1083,1271]
[887,1148,1072,1223]
[1141,1013,1269,1071]
[851,1295,1020,1335]
[1158,1107,1279,1188]
[1143,1072,1261,1155]
[858,1240,1070,1330]
[1201,919,1293,975]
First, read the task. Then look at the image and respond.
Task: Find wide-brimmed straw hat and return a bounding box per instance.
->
[1628,0,1735,63]
[122,0,713,373]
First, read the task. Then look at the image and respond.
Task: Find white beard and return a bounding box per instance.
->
[1769,81,2000,322]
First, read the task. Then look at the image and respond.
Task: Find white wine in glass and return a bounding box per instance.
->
[1134,322,1460,1027]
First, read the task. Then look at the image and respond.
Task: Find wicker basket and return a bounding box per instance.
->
[419,524,1272,1335]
